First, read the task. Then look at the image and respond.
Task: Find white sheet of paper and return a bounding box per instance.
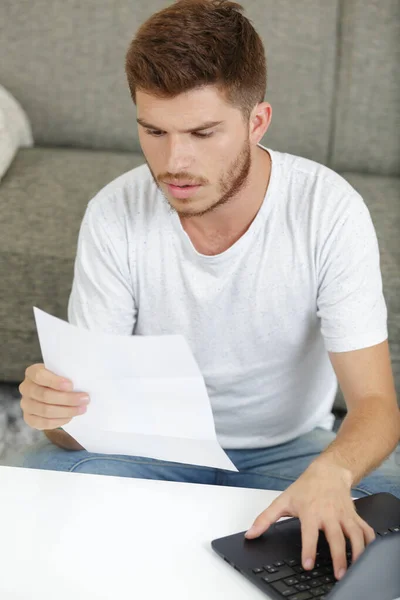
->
[33,307,237,471]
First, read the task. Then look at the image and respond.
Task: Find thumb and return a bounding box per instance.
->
[245,497,290,539]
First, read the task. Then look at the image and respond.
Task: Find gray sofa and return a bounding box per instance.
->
[0,0,399,433]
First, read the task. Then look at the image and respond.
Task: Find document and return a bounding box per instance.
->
[33,308,237,471]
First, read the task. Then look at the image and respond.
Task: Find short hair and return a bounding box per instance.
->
[125,0,267,123]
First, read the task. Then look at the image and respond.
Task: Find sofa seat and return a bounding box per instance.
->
[0,147,143,382]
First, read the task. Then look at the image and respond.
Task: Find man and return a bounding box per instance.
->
[18,0,399,584]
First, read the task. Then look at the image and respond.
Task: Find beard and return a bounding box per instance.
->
[146,137,252,219]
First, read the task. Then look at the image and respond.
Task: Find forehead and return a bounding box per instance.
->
[136,85,236,121]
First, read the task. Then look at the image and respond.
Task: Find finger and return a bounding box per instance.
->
[341,519,365,563]
[324,523,347,580]
[31,385,90,407]
[245,497,291,539]
[357,515,376,546]
[26,363,73,391]
[20,396,87,420]
[23,413,73,431]
[300,518,320,571]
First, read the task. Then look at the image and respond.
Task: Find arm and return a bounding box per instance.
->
[46,196,137,450]
[245,191,397,581]
[312,340,400,484]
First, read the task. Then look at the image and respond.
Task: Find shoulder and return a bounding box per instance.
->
[85,161,162,228]
[278,150,356,197]
[271,148,367,220]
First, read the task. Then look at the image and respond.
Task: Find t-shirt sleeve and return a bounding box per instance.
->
[316,191,388,352]
[68,197,137,334]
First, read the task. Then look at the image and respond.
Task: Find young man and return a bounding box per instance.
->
[18,0,399,583]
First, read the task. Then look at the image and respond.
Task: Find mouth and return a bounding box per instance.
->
[166,183,202,199]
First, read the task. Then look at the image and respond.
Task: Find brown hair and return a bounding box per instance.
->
[125,0,267,124]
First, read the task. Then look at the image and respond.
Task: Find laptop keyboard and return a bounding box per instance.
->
[249,526,400,599]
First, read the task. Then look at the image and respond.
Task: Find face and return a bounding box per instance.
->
[136,86,255,219]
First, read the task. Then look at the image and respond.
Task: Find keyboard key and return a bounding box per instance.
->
[261,566,296,583]
[310,588,325,597]
[274,560,286,567]
[293,565,305,574]
[310,570,323,578]
[377,530,389,536]
[265,566,279,573]
[285,558,299,567]
[271,580,299,596]
[389,526,400,533]
[315,557,329,567]
[252,568,264,574]
[296,583,311,591]
[289,593,313,600]
[322,565,334,575]
[299,574,312,582]
[284,577,299,586]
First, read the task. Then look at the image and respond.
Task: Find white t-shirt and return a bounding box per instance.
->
[68,144,388,449]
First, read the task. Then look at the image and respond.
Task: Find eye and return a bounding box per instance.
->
[145,129,213,138]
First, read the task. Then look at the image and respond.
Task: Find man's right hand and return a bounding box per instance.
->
[19,363,91,450]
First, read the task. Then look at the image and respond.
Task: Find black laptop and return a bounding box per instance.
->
[212,492,400,600]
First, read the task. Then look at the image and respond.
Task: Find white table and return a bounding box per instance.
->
[0,466,282,600]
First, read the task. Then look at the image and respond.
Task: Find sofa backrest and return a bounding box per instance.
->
[0,0,398,175]
[330,0,400,176]
[1,0,338,165]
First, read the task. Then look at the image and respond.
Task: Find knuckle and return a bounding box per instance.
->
[25,414,40,431]
[368,525,376,537]
[33,363,46,385]
[344,518,359,533]
[41,388,54,404]
[41,403,52,418]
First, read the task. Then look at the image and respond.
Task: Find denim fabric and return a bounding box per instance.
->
[18,427,400,499]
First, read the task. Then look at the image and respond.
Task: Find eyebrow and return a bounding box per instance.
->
[136,118,224,133]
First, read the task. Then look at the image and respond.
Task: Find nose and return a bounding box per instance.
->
[164,136,194,174]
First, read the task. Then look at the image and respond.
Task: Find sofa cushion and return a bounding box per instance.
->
[0,0,338,164]
[0,147,143,382]
[331,0,400,176]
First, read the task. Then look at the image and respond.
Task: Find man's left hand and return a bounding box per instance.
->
[244,460,376,581]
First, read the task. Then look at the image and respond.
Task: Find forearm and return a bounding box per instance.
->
[313,396,400,486]
[44,429,84,451]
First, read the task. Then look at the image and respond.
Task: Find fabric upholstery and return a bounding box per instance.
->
[0,0,399,414]
[331,0,400,175]
[0,147,143,381]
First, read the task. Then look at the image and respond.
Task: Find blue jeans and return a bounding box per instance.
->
[18,427,400,499]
